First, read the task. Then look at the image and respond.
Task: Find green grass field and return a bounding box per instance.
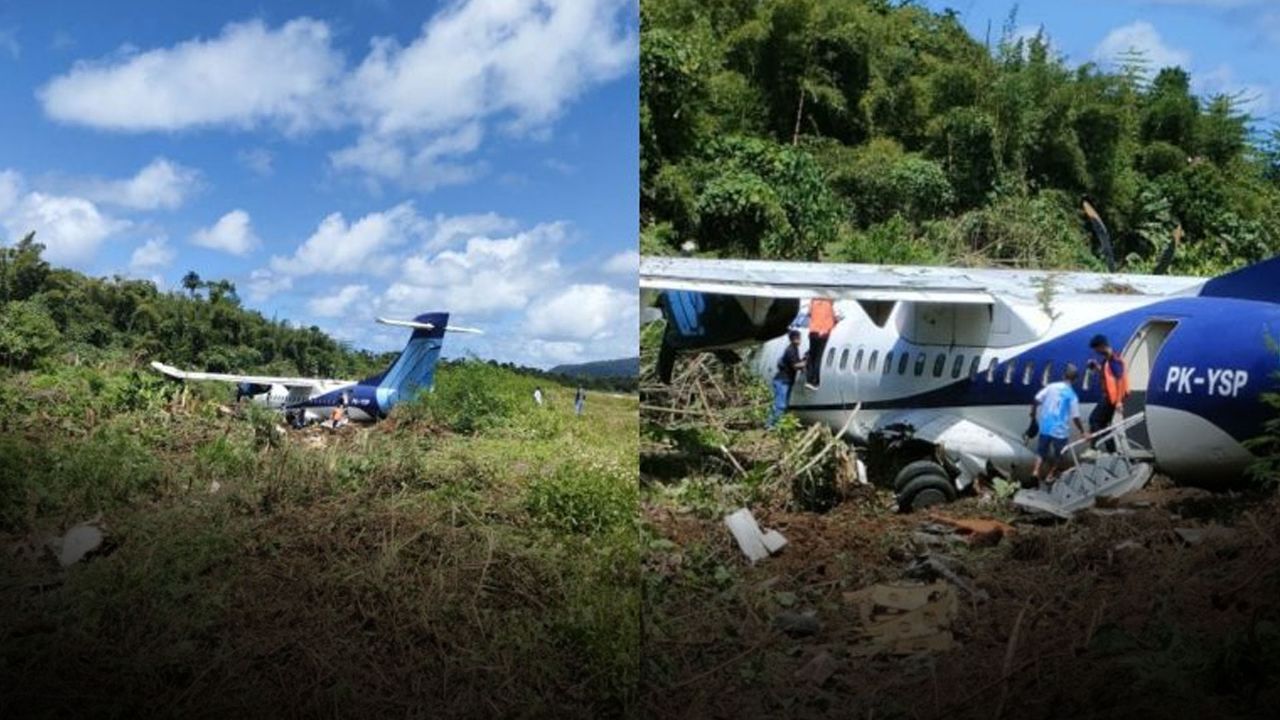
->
[0,361,638,719]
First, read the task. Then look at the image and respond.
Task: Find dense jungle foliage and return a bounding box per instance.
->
[0,234,636,391]
[640,0,1280,275]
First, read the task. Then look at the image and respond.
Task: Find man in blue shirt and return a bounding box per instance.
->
[1030,364,1088,485]
[767,329,805,429]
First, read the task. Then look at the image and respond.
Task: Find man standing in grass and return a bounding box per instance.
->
[1030,364,1088,485]
[533,386,544,407]
[574,385,585,416]
[768,329,805,429]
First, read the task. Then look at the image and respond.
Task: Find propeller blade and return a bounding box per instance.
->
[1082,199,1117,273]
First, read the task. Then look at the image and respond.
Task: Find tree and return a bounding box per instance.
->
[0,300,59,369]
[0,232,51,304]
[181,271,203,298]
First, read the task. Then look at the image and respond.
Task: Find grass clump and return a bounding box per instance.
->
[527,460,637,535]
[396,360,521,434]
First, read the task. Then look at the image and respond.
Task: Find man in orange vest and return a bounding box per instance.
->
[805,297,837,389]
[1087,334,1128,448]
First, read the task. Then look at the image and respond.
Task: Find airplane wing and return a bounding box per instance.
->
[640,256,1203,303]
[149,362,350,388]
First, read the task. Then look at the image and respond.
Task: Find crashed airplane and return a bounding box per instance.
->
[151,313,480,424]
[641,255,1280,513]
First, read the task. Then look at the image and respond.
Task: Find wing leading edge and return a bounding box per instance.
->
[149,361,351,389]
[640,256,1203,303]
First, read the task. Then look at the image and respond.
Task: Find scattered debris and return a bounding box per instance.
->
[208,480,222,494]
[794,650,839,686]
[845,582,958,656]
[1174,526,1239,547]
[725,508,788,563]
[1013,455,1153,518]
[929,514,1015,546]
[774,610,820,637]
[905,554,988,601]
[58,520,106,567]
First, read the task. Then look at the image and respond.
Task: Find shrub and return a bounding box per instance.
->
[395,360,521,434]
[526,461,636,535]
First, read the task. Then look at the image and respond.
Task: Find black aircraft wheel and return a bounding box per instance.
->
[896,473,957,513]
[893,459,948,493]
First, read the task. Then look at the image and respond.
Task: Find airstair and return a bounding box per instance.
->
[1012,412,1154,518]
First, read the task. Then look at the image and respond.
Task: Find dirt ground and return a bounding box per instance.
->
[640,474,1280,719]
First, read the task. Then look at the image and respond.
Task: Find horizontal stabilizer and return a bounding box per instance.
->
[376,317,483,334]
[1199,255,1280,304]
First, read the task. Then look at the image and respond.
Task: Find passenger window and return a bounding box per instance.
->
[854,349,864,372]
[826,347,836,368]
[839,348,850,371]
[933,353,946,378]
[986,358,998,382]
[883,351,894,376]
[914,352,926,377]
[868,350,879,374]
[899,352,910,375]
[952,354,965,379]
[1003,361,1015,385]
[1022,360,1035,385]
[1041,361,1054,386]
[969,355,981,378]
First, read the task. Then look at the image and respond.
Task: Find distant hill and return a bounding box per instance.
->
[550,357,639,379]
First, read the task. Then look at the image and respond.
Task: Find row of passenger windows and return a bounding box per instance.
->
[822,345,1098,388]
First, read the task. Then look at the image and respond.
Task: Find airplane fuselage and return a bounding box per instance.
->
[756,294,1280,483]
[242,380,413,423]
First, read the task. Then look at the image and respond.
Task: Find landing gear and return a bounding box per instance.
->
[894,460,956,512]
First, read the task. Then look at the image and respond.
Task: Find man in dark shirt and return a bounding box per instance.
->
[1087,334,1128,450]
[768,329,805,428]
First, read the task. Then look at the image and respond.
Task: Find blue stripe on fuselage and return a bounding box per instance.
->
[789,296,1280,443]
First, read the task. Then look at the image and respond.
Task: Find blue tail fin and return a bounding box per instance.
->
[1199,255,1280,304]
[366,312,448,411]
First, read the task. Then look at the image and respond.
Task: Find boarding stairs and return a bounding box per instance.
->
[1013,412,1155,518]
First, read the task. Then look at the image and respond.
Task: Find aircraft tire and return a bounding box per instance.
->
[897,474,956,512]
[893,459,950,493]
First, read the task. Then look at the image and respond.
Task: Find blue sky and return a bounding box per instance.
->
[0,0,639,368]
[924,0,1280,126]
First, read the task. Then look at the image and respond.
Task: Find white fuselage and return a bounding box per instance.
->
[752,293,1257,482]
[245,381,376,423]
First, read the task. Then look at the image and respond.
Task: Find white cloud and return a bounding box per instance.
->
[424,211,517,251]
[523,339,586,365]
[129,236,175,270]
[269,202,425,276]
[39,18,343,133]
[525,284,635,341]
[0,169,127,264]
[330,122,486,190]
[1194,64,1271,113]
[237,147,275,176]
[37,2,636,192]
[191,209,258,255]
[246,268,292,302]
[382,221,567,316]
[79,157,200,210]
[602,249,638,275]
[1094,21,1191,72]
[308,283,368,317]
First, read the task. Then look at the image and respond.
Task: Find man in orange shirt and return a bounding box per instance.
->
[805,297,836,389]
[1087,334,1128,450]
